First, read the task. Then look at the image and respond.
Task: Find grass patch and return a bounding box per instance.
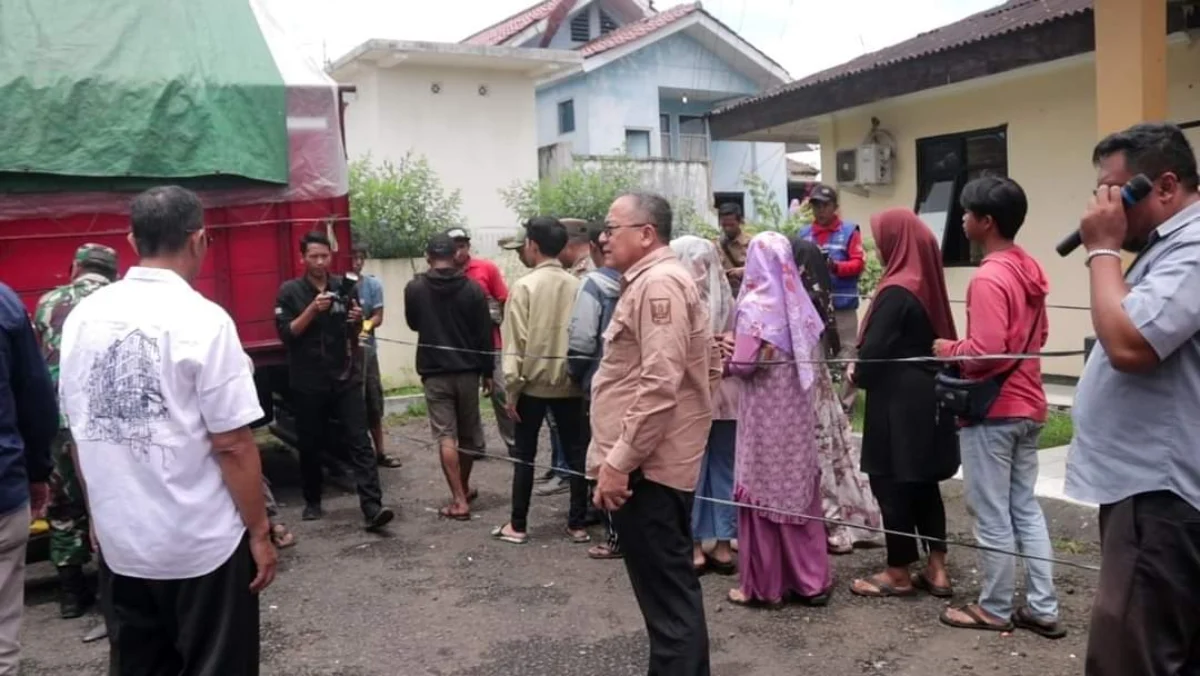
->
[384,385,423,397]
[848,396,1073,449]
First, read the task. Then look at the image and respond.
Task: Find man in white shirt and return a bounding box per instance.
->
[59,186,277,676]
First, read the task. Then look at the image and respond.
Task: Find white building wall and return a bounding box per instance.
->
[340,63,539,244]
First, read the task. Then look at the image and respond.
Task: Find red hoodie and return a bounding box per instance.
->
[947,245,1049,422]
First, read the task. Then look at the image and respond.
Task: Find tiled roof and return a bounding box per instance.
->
[462,0,567,46]
[716,0,1092,113]
[578,2,700,57]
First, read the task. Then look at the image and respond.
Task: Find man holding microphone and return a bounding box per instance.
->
[1066,122,1200,675]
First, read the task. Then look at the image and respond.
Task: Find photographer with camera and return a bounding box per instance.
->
[275,232,394,531]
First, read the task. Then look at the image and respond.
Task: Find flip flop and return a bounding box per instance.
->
[588,543,623,560]
[377,454,403,468]
[490,524,528,545]
[849,575,917,598]
[913,572,955,598]
[727,588,784,610]
[1013,606,1067,639]
[705,556,737,576]
[438,506,471,522]
[939,605,1015,632]
[270,523,297,549]
[565,528,591,544]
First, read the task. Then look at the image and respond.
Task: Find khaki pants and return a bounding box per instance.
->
[835,309,860,412]
[489,360,516,450]
[0,503,30,675]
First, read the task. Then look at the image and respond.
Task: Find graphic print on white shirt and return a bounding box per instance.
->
[58,267,265,580]
[82,329,171,464]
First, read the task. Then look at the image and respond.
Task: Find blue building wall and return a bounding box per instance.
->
[533,32,788,220]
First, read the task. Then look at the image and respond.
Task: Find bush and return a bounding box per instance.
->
[349,154,464,259]
[501,160,642,223]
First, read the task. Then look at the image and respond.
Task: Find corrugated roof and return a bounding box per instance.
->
[578,2,700,57]
[716,0,1092,114]
[462,0,566,46]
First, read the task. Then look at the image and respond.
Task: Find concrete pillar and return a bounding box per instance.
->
[1093,0,1167,269]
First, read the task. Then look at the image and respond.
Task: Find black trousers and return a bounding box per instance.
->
[100,535,259,676]
[1086,491,1200,676]
[869,475,947,568]
[511,395,587,531]
[612,476,710,676]
[292,383,383,515]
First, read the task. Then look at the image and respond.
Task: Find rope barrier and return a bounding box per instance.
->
[825,291,1092,313]
[386,432,1100,573]
[373,336,1087,366]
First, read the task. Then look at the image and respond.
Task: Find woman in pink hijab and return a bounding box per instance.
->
[726,231,831,607]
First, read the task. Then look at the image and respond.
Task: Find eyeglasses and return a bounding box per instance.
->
[601,222,653,237]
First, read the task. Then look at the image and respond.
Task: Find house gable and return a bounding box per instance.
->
[463,0,650,48]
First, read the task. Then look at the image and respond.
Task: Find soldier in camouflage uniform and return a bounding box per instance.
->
[32,243,118,619]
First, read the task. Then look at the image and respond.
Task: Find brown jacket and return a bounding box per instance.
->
[586,247,718,491]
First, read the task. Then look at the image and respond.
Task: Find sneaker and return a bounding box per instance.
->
[302,503,325,521]
[535,475,569,496]
[365,507,395,532]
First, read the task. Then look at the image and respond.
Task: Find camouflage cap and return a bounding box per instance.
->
[74,243,118,273]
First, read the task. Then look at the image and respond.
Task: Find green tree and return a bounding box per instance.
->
[349,154,464,259]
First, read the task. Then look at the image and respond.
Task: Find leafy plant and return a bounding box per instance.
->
[349,154,464,259]
[500,160,643,223]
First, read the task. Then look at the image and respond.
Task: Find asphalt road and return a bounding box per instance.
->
[20,421,1101,675]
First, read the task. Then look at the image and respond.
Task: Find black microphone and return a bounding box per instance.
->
[1056,174,1154,257]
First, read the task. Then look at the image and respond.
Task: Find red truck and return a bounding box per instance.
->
[1,2,356,555]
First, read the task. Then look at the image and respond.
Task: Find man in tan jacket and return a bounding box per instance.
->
[590,193,716,675]
[493,217,586,545]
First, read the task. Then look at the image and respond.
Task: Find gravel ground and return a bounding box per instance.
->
[19,420,1101,675]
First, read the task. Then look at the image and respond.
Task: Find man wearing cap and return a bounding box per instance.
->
[797,184,865,410]
[32,243,119,620]
[713,203,751,297]
[450,228,514,454]
[406,234,493,520]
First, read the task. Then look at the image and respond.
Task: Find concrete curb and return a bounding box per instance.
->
[383,393,425,417]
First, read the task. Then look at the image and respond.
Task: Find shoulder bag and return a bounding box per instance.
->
[934,303,1042,423]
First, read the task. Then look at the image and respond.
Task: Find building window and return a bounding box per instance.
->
[570,12,591,42]
[625,129,651,158]
[557,100,575,135]
[714,192,745,214]
[679,115,708,161]
[599,10,618,34]
[659,114,672,158]
[914,125,1008,266]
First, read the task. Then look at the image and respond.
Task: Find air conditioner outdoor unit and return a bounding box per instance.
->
[836,144,894,186]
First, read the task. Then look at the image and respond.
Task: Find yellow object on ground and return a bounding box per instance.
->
[30,518,49,535]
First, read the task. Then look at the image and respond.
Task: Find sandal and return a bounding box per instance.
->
[438,505,471,521]
[565,528,591,544]
[587,543,623,560]
[727,588,784,609]
[1013,606,1067,639]
[490,524,528,545]
[377,454,402,468]
[913,572,954,598]
[849,574,917,598]
[705,555,737,576]
[939,604,1015,632]
[270,523,296,549]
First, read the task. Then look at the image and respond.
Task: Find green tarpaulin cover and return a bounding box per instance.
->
[0,0,289,189]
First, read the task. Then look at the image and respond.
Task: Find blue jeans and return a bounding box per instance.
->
[960,419,1059,622]
[547,411,568,478]
[691,421,737,541]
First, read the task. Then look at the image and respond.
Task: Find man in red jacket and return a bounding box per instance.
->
[933,176,1064,640]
